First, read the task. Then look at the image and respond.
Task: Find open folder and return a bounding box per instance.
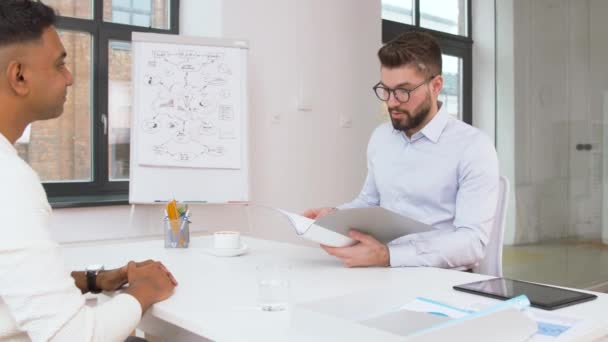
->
[277,207,434,247]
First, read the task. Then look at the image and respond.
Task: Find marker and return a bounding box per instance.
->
[154,200,208,203]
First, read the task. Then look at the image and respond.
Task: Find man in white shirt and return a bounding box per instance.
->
[0,1,177,341]
[304,32,499,270]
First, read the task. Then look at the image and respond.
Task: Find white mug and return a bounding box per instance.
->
[214,231,241,249]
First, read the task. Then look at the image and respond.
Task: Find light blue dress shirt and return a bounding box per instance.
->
[338,103,499,269]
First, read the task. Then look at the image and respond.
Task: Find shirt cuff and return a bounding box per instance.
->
[112,293,142,318]
[97,293,142,339]
[50,293,143,341]
[387,243,419,267]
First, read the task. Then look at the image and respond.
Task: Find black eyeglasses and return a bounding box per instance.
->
[372,75,436,104]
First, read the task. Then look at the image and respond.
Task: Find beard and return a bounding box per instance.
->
[389,94,432,133]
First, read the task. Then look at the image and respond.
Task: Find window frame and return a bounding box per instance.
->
[382,0,473,124]
[44,0,179,206]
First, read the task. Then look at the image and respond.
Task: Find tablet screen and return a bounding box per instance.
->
[453,278,597,310]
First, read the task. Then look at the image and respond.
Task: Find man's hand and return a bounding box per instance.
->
[96,260,155,292]
[302,207,336,219]
[124,260,178,314]
[321,230,390,267]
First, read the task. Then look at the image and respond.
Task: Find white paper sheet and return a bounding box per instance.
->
[276,207,434,247]
[276,209,357,247]
[403,297,603,341]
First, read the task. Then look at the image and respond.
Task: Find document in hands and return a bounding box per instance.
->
[277,206,434,247]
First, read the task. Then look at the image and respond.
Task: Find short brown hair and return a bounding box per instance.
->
[377,31,442,77]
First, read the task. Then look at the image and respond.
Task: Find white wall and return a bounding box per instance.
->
[51,0,382,244]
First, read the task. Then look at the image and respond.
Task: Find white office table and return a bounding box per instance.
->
[61,236,608,341]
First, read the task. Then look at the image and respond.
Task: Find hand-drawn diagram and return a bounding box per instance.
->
[135,43,242,169]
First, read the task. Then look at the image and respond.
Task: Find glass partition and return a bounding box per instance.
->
[496,0,608,290]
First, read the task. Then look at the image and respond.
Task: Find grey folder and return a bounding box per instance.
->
[314,207,434,244]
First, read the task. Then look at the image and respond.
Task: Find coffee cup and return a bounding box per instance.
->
[213,231,241,249]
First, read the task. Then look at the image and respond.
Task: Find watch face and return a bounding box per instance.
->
[86,264,104,272]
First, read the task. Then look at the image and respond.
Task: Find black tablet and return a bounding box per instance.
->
[453,277,597,310]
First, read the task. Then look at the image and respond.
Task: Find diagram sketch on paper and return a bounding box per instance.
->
[136,43,242,169]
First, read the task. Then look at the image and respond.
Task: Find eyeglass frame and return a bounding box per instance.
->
[372,75,438,104]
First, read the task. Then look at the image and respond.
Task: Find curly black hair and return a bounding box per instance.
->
[0,0,56,47]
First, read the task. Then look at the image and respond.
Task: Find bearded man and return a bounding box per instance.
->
[303,32,499,270]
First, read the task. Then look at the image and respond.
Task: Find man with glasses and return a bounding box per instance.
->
[304,32,499,270]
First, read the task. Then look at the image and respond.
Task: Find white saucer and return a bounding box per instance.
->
[200,243,248,257]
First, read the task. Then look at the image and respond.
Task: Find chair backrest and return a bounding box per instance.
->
[473,176,509,277]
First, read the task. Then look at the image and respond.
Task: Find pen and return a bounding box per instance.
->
[155,200,208,203]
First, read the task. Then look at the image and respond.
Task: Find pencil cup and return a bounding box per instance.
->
[164,217,190,248]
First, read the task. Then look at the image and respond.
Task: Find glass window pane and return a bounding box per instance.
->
[439,54,463,120]
[112,10,131,25]
[381,0,414,25]
[16,31,92,182]
[104,0,171,29]
[43,0,93,19]
[421,0,468,36]
[113,0,131,7]
[133,0,152,11]
[108,40,133,181]
[496,0,608,288]
[132,14,151,27]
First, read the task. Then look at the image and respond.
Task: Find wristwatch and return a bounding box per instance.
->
[85,264,105,294]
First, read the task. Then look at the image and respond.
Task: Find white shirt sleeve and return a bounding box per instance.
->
[337,171,380,210]
[387,135,499,268]
[337,132,381,210]
[0,159,141,341]
[51,294,141,342]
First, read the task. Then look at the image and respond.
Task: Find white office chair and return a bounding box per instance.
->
[473,176,509,277]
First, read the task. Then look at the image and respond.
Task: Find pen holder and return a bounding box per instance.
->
[164,217,190,248]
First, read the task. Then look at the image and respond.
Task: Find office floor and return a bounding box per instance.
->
[503,240,608,292]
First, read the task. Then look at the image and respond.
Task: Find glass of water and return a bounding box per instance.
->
[256,264,290,312]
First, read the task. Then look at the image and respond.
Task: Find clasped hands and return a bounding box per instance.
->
[96,260,177,292]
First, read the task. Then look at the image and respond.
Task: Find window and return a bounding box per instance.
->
[16,31,93,183]
[381,0,472,124]
[420,0,468,36]
[108,40,133,181]
[15,0,179,205]
[105,0,171,29]
[43,0,93,19]
[440,54,463,120]
[381,0,414,25]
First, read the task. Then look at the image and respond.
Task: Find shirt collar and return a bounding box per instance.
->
[0,132,17,156]
[418,101,449,144]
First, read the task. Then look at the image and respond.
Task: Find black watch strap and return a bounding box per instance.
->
[86,270,102,294]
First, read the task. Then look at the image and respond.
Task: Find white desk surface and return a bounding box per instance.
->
[61,236,608,342]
